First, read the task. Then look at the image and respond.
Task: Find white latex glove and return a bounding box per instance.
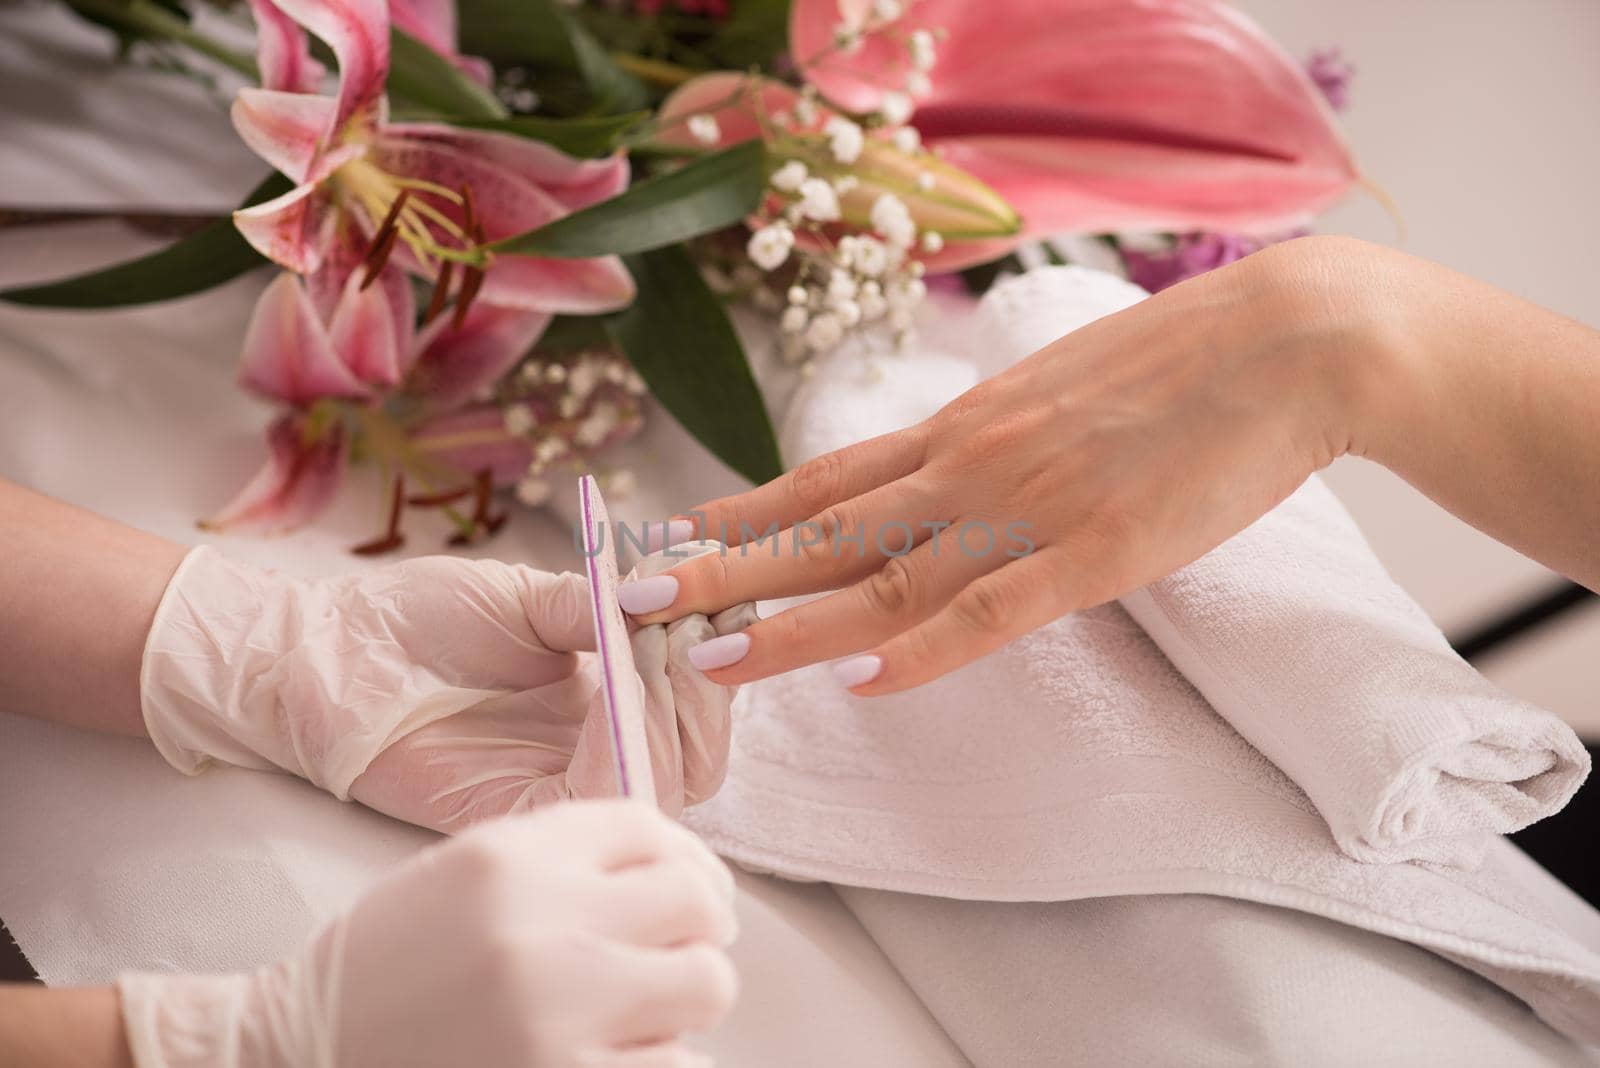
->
[119,800,739,1068]
[140,546,747,830]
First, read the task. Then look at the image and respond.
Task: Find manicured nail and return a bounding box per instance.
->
[643,518,697,554]
[617,575,678,615]
[831,654,883,689]
[688,633,751,672]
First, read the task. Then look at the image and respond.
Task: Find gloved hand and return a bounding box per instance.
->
[119,800,739,1068]
[140,546,748,830]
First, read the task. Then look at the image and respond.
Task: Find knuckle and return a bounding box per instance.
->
[788,451,848,515]
[861,556,918,618]
[798,508,847,566]
[953,577,1015,634]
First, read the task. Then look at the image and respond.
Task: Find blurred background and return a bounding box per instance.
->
[1235,0,1600,741]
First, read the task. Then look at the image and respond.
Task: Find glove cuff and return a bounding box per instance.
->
[138,546,285,781]
[118,920,343,1068]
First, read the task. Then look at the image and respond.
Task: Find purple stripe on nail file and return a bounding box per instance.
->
[579,475,656,804]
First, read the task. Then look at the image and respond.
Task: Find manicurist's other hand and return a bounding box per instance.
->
[621,235,1600,693]
[120,800,739,1068]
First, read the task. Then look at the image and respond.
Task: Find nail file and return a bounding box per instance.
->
[579,475,656,804]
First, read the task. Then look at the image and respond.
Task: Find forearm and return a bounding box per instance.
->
[0,479,187,735]
[0,984,135,1067]
[1268,237,1600,591]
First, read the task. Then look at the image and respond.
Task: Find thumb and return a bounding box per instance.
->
[515,566,598,654]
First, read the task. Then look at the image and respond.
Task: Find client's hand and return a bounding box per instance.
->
[139,548,738,830]
[119,801,739,1068]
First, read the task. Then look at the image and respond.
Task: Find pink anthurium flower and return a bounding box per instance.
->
[232,0,636,317]
[205,264,552,537]
[787,0,1357,244]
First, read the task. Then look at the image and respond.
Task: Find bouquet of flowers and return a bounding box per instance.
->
[0,0,1357,551]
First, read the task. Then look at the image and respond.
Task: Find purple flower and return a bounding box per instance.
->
[1121,230,1306,293]
[1306,47,1355,112]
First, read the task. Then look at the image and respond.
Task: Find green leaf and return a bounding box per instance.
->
[456,0,646,114]
[706,0,791,70]
[387,27,508,120]
[456,112,647,158]
[606,246,781,486]
[491,141,764,259]
[0,173,289,309]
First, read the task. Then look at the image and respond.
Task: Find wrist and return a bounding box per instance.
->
[1239,235,1424,470]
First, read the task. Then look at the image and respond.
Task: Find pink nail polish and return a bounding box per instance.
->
[688,633,751,672]
[616,575,678,615]
[643,518,697,554]
[831,654,883,689]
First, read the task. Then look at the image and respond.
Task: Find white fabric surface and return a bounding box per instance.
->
[835,888,1599,1066]
[682,267,1600,1042]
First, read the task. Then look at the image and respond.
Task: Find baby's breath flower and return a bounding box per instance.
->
[780,305,809,333]
[516,475,552,507]
[794,94,819,126]
[859,283,888,321]
[823,116,864,164]
[568,358,601,400]
[804,311,844,353]
[770,159,808,192]
[909,28,937,70]
[853,236,890,277]
[827,271,858,303]
[747,223,795,270]
[879,91,914,126]
[905,70,932,97]
[834,299,863,328]
[503,404,535,435]
[687,114,721,145]
[920,230,945,254]
[797,177,842,221]
[872,0,904,22]
[870,193,916,249]
[891,126,921,153]
[787,285,809,305]
[916,171,936,192]
[832,174,859,195]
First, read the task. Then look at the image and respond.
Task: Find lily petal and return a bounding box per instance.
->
[656,73,806,148]
[791,0,1356,234]
[408,304,552,410]
[247,0,326,93]
[387,0,491,85]
[386,122,631,211]
[231,88,339,184]
[234,180,337,274]
[408,405,534,487]
[370,134,637,313]
[328,267,411,389]
[202,414,348,533]
[240,273,371,405]
[270,0,390,133]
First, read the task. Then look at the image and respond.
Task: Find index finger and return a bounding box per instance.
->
[677,425,928,550]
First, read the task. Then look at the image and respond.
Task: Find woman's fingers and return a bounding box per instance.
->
[623,475,946,623]
[679,427,928,550]
[605,942,740,1045]
[841,548,1077,695]
[691,526,1007,684]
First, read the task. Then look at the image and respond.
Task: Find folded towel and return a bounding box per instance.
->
[684,266,1600,1041]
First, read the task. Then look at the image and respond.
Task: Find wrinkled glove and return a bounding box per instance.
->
[120,800,739,1068]
[140,546,752,831]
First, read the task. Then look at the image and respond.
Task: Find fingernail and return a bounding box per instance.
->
[831,654,883,689]
[617,575,678,615]
[643,518,697,554]
[687,633,751,672]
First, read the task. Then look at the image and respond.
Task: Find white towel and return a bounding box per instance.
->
[684,266,1600,1041]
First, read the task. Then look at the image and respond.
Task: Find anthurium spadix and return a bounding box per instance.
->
[788,0,1357,245]
[657,73,1020,270]
[231,0,635,317]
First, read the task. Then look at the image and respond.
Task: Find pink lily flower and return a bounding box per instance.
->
[388,0,494,85]
[205,265,551,536]
[232,0,635,316]
[791,0,1357,241]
